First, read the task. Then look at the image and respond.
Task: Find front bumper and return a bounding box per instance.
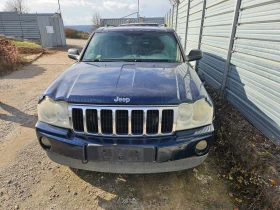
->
[36,121,214,173]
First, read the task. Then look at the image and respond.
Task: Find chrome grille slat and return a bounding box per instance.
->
[97,109,101,134]
[112,110,116,135]
[69,105,177,137]
[143,109,147,135]
[158,109,162,135]
[82,108,87,133]
[128,110,132,135]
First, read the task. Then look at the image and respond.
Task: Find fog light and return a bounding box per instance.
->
[41,136,51,148]
[195,140,208,151]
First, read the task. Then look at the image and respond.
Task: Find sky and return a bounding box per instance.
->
[0,0,171,25]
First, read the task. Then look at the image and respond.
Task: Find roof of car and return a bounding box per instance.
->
[95,26,174,33]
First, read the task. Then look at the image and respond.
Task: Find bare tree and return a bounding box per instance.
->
[91,12,101,32]
[4,0,29,14]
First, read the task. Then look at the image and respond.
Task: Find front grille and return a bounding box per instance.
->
[131,110,144,135]
[71,106,177,136]
[116,110,128,135]
[162,110,174,133]
[86,109,98,133]
[146,110,159,134]
[101,110,113,134]
[72,108,84,132]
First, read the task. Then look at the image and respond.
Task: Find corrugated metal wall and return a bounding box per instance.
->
[166,0,280,145]
[226,0,280,143]
[143,17,165,24]
[198,0,235,89]
[169,9,172,27]
[0,12,66,48]
[176,0,189,47]
[37,16,53,48]
[0,12,22,37]
[101,17,164,26]
[185,0,204,55]
[58,18,66,46]
[172,6,177,28]
[37,16,66,48]
[19,14,40,39]
[101,18,138,26]
[0,15,4,35]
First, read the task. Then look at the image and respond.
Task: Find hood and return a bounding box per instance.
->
[43,62,209,105]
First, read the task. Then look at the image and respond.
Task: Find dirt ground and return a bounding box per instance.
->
[0,39,242,210]
[207,86,280,210]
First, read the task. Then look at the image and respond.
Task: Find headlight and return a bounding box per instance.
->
[176,98,213,131]
[38,97,70,128]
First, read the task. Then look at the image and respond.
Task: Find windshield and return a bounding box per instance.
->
[82,31,184,62]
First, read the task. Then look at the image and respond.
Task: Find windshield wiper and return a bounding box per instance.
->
[144,59,175,62]
[84,59,177,62]
[90,59,118,62]
[83,59,125,62]
[120,59,175,62]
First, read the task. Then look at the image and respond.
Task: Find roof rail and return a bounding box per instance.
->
[105,24,116,27]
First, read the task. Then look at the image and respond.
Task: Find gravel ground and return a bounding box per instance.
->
[0,39,236,210]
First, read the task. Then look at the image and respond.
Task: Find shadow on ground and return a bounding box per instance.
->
[69,158,234,209]
[0,65,46,80]
[0,102,37,129]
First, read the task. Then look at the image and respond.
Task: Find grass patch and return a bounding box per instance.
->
[11,40,41,49]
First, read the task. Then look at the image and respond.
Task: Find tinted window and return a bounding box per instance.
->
[83,31,183,62]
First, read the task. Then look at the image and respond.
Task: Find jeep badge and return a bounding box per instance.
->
[114,97,130,103]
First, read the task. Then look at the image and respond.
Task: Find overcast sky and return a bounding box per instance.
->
[0,0,171,25]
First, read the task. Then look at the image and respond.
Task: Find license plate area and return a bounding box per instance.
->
[87,145,155,162]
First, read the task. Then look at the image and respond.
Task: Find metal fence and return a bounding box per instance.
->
[0,12,66,48]
[166,0,280,145]
[100,17,165,26]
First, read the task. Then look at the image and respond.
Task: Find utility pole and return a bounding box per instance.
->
[58,0,62,17]
[138,0,140,22]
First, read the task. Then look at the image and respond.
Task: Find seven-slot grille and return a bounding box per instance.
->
[70,106,177,136]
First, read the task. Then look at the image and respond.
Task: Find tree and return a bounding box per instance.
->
[91,12,101,32]
[4,0,29,14]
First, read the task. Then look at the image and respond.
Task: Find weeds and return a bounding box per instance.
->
[207,85,279,210]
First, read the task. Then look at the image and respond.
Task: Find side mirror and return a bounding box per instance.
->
[68,48,80,60]
[186,49,202,62]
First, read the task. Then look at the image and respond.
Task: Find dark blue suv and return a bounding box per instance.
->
[36,26,214,173]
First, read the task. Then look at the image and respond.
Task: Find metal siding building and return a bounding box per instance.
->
[37,16,53,48]
[0,12,66,48]
[176,0,189,48]
[167,0,280,145]
[172,6,176,27]
[226,0,280,143]
[199,0,235,89]
[19,14,41,39]
[0,12,22,37]
[186,0,204,56]
[101,18,138,26]
[143,17,165,24]
[100,17,165,26]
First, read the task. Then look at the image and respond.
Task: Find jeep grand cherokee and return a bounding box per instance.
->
[35,26,214,173]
